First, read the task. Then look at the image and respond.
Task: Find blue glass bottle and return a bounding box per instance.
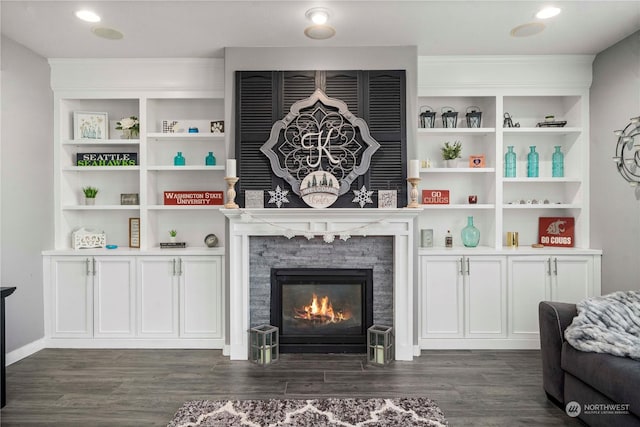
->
[174,151,185,166]
[552,146,564,177]
[461,216,480,248]
[205,151,216,166]
[505,146,516,177]
[527,146,539,178]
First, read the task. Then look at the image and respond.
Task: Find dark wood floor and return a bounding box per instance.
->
[1,349,580,426]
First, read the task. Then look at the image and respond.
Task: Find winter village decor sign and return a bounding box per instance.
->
[261,89,380,208]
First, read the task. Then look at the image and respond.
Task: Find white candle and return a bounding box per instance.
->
[375,345,385,364]
[260,347,271,364]
[409,159,420,178]
[226,159,236,177]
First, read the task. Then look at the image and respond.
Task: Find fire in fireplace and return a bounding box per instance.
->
[271,268,373,353]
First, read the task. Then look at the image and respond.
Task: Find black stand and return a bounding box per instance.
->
[1,286,16,408]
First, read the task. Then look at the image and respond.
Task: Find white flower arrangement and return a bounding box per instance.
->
[116,116,140,135]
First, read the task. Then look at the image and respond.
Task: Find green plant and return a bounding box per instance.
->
[441,141,462,160]
[82,186,99,198]
[169,229,177,237]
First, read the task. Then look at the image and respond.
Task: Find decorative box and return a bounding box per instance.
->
[72,228,106,249]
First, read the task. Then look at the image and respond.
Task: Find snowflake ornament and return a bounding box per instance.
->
[268,185,289,208]
[284,229,296,239]
[304,232,315,240]
[339,233,351,242]
[323,234,335,243]
[352,185,374,208]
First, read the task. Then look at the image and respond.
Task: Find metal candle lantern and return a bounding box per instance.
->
[466,106,482,128]
[249,324,279,365]
[419,105,436,128]
[367,325,393,365]
[441,107,458,128]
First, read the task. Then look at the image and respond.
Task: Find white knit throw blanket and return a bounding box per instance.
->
[564,290,640,360]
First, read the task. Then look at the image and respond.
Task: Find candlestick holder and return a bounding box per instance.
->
[224,176,240,209]
[406,177,421,208]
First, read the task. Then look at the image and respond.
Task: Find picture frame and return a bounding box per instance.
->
[469,155,485,168]
[421,229,434,247]
[210,120,225,134]
[245,190,264,208]
[120,193,139,205]
[129,217,140,248]
[74,111,108,140]
[378,190,397,208]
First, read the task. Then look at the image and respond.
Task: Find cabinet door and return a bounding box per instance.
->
[51,257,93,338]
[508,256,550,338]
[93,257,136,337]
[137,257,179,337]
[465,256,507,337]
[179,256,223,338]
[552,256,593,304]
[419,256,464,338]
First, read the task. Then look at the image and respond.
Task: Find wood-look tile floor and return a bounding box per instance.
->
[1,349,581,426]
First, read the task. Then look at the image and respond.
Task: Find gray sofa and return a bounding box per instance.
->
[539,301,640,426]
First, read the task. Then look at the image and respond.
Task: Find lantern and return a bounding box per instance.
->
[249,324,279,365]
[419,105,436,128]
[441,107,458,128]
[466,106,482,128]
[367,325,393,365]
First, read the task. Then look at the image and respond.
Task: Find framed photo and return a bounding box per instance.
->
[421,229,434,247]
[120,193,139,205]
[74,111,108,140]
[210,120,224,134]
[245,190,264,208]
[378,190,397,208]
[469,155,485,168]
[129,218,140,248]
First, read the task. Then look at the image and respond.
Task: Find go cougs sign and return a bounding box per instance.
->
[538,217,575,247]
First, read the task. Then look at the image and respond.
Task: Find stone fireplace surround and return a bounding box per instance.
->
[222,208,420,361]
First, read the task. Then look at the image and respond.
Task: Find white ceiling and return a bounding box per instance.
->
[2,1,639,59]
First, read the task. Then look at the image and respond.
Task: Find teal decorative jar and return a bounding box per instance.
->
[527,146,539,177]
[205,151,216,166]
[174,151,185,166]
[505,145,516,177]
[552,146,564,177]
[461,216,480,248]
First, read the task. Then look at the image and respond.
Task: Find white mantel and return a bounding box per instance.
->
[221,208,422,361]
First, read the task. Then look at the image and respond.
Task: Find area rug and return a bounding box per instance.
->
[168,397,448,426]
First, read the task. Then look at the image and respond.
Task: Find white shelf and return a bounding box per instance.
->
[503,127,582,135]
[62,139,140,146]
[147,132,225,139]
[418,127,496,135]
[503,177,581,183]
[147,165,226,171]
[421,167,496,173]
[421,204,495,209]
[63,205,140,210]
[62,166,140,172]
[147,205,225,210]
[503,203,581,209]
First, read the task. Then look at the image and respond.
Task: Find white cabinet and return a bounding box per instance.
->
[508,254,596,338]
[419,255,506,340]
[137,255,223,339]
[49,256,135,338]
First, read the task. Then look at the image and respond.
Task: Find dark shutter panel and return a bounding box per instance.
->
[236,72,276,203]
[282,72,316,113]
[325,71,360,117]
[367,71,407,206]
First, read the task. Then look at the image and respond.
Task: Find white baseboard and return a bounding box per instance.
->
[6,338,46,366]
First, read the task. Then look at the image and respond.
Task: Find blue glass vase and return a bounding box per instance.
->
[527,146,539,178]
[174,151,185,166]
[205,151,216,166]
[552,146,564,177]
[461,216,480,248]
[505,146,516,177]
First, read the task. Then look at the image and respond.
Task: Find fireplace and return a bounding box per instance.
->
[270,268,373,353]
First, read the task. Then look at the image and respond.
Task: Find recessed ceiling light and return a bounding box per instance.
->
[75,10,101,23]
[306,8,330,25]
[510,22,546,37]
[536,6,561,19]
[304,24,336,40]
[92,27,124,40]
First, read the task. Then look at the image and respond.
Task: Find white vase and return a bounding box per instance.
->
[85,197,95,205]
[169,236,176,243]
[445,159,456,168]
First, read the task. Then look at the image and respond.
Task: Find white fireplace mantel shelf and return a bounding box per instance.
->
[222,208,422,361]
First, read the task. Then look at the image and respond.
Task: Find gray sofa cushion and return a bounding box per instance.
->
[562,341,640,418]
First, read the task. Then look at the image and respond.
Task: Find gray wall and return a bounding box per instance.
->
[1,36,53,353]
[590,30,640,294]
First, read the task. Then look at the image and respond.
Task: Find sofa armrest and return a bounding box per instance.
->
[538,301,577,405]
